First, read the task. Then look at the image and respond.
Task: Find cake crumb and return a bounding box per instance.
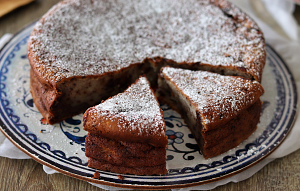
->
[40,118,48,125]
[39,129,46,133]
[93,171,100,179]
[117,175,124,180]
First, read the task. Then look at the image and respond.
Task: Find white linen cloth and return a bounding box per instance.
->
[0,0,300,190]
[261,0,299,41]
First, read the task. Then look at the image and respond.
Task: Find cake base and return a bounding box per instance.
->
[85,133,167,175]
[88,158,166,176]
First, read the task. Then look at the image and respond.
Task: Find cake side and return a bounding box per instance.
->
[197,100,262,158]
[157,67,264,158]
[85,133,167,175]
[88,158,166,176]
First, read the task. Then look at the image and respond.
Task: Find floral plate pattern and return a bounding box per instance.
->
[0,22,297,189]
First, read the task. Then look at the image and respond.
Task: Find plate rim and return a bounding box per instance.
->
[0,22,298,190]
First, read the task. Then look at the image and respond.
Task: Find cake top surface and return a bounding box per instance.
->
[28,0,265,83]
[161,67,264,129]
[84,76,167,145]
[94,76,164,128]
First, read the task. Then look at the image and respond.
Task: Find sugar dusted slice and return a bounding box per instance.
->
[83,76,168,175]
[83,76,167,147]
[158,67,264,159]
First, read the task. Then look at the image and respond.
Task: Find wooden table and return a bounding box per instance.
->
[0,1,299,190]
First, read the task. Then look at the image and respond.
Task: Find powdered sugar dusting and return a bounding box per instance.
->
[162,67,264,126]
[28,0,265,83]
[93,76,165,135]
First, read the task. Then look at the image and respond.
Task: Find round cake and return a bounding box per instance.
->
[28,0,266,124]
[27,0,266,175]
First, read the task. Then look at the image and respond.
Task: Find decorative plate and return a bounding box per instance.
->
[0,22,297,190]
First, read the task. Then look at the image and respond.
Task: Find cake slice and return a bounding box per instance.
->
[157,67,264,159]
[83,76,168,175]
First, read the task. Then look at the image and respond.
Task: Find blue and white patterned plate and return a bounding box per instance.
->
[0,22,297,190]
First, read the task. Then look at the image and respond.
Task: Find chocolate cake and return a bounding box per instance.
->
[28,0,266,124]
[83,76,168,175]
[27,0,267,175]
[157,67,264,158]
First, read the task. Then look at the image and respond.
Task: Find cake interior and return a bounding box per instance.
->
[30,59,164,124]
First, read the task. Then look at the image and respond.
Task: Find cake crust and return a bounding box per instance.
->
[88,158,167,176]
[85,134,166,168]
[198,100,262,158]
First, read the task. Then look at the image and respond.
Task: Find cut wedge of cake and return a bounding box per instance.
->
[157,67,264,159]
[83,76,168,175]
